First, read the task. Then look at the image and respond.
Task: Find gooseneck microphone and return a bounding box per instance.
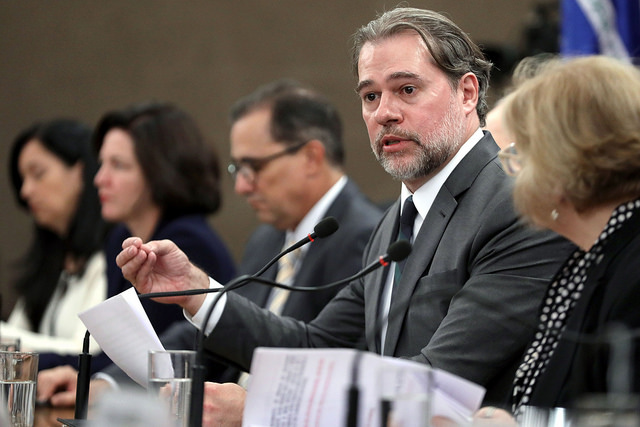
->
[140,216,340,300]
[144,238,410,427]
[257,216,339,273]
[225,239,411,294]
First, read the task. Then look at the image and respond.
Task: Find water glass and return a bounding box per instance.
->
[0,351,38,427]
[148,350,195,427]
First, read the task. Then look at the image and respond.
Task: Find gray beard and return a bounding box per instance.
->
[376,140,455,181]
[372,97,466,182]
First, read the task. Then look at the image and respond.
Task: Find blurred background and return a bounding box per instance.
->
[0,0,560,318]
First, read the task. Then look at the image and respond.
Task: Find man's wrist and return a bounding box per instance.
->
[183,266,211,316]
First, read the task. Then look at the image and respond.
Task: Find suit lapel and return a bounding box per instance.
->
[366,205,399,353]
[383,189,457,354]
[383,132,499,356]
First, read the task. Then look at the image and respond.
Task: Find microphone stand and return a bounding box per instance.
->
[185,240,411,426]
[346,351,363,427]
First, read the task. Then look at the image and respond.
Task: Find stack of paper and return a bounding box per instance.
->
[244,347,485,427]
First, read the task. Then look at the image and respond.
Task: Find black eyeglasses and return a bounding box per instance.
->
[227,140,309,184]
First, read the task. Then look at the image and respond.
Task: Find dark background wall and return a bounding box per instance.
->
[0,1,557,318]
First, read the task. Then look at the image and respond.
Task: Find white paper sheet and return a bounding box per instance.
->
[243,347,485,427]
[78,288,165,386]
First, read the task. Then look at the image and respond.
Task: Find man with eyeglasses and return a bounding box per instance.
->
[223,78,382,323]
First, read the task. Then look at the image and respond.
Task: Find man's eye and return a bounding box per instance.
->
[364,93,377,102]
[402,86,416,95]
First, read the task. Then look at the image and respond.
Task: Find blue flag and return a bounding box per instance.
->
[561,0,640,63]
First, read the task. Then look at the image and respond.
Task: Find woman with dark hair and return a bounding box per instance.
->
[2,118,108,363]
[93,101,236,335]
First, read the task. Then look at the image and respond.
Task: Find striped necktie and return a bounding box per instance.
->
[267,239,301,315]
[237,239,300,388]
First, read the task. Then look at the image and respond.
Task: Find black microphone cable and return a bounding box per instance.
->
[140,239,411,299]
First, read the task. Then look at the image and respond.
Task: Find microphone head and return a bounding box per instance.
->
[313,216,339,238]
[387,240,412,262]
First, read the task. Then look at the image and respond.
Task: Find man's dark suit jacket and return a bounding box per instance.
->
[205,132,576,405]
[103,178,382,384]
[527,207,640,409]
[233,179,383,322]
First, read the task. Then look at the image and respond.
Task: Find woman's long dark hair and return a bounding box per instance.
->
[8,119,108,331]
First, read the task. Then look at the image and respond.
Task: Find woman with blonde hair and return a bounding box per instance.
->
[474,55,640,424]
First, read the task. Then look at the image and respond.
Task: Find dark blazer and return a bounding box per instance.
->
[527,209,640,409]
[206,132,575,405]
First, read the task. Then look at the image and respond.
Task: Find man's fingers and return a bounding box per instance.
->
[36,366,77,402]
[116,244,143,269]
[119,248,151,288]
[121,236,143,249]
[50,390,77,407]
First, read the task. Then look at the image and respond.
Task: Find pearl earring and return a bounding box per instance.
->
[550,209,559,221]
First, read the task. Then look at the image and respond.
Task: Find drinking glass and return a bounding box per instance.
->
[0,351,38,427]
[148,350,195,427]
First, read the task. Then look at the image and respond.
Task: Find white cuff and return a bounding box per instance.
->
[184,276,227,336]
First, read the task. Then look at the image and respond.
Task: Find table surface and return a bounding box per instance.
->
[34,405,76,427]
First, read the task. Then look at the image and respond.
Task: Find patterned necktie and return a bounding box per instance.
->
[267,239,301,315]
[237,239,301,388]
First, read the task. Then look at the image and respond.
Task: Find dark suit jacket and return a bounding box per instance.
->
[206,132,575,405]
[527,209,640,409]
